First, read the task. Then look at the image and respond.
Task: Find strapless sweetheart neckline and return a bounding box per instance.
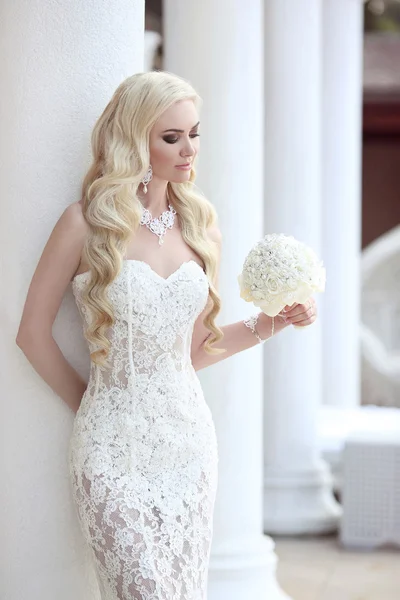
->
[72,258,205,284]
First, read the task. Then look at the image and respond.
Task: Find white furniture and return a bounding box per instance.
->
[361,225,400,408]
[318,406,400,548]
[340,429,400,549]
[317,405,400,492]
[317,405,400,549]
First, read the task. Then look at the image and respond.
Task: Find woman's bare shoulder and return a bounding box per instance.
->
[65,200,89,232]
[16,202,90,341]
[207,224,222,246]
[62,201,90,273]
[47,201,90,271]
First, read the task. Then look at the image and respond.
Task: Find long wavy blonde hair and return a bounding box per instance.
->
[79,71,225,367]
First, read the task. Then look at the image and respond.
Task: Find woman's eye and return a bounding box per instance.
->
[163,133,200,144]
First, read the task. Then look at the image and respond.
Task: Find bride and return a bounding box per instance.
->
[16,71,317,600]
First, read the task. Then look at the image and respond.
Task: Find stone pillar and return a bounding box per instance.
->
[263,0,342,535]
[0,2,144,599]
[322,0,364,408]
[164,1,290,598]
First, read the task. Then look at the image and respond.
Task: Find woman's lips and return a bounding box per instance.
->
[175,163,192,170]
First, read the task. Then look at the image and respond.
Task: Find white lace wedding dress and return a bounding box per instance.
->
[69,259,219,600]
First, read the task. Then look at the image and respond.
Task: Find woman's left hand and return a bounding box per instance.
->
[279,298,318,327]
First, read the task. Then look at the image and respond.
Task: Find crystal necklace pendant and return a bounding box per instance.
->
[140,203,177,245]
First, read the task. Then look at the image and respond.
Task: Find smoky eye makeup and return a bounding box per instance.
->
[162,131,200,144]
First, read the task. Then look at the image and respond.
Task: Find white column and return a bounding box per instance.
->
[263,1,342,535]
[322,0,363,408]
[0,2,144,599]
[164,2,290,599]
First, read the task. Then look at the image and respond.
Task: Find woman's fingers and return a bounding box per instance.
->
[292,313,318,327]
[284,298,315,317]
[283,298,317,325]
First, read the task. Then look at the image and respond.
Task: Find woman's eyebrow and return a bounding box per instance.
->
[162,121,200,133]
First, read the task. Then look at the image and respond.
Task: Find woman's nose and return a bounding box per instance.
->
[181,140,195,157]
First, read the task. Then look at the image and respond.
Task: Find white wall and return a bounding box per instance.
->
[0,2,144,598]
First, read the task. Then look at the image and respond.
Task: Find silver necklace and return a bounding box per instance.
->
[140,203,177,246]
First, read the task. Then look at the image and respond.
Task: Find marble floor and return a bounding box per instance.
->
[274,534,400,600]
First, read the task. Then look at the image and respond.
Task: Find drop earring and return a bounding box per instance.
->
[141,164,153,194]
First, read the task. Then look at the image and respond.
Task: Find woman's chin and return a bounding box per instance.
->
[170,171,192,183]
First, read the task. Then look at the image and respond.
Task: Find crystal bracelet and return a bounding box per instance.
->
[243,313,275,343]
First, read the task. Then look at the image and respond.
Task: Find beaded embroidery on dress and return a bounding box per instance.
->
[69,259,218,600]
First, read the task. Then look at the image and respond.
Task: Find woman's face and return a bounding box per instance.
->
[148,99,200,184]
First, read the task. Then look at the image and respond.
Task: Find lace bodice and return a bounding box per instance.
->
[72,259,210,400]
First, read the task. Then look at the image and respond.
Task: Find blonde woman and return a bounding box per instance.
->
[16,71,317,599]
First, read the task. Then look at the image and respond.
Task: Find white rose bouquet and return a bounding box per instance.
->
[238,234,326,323]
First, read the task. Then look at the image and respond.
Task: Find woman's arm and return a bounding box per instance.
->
[16,202,89,414]
[191,225,289,371]
[16,335,88,414]
[192,311,288,371]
